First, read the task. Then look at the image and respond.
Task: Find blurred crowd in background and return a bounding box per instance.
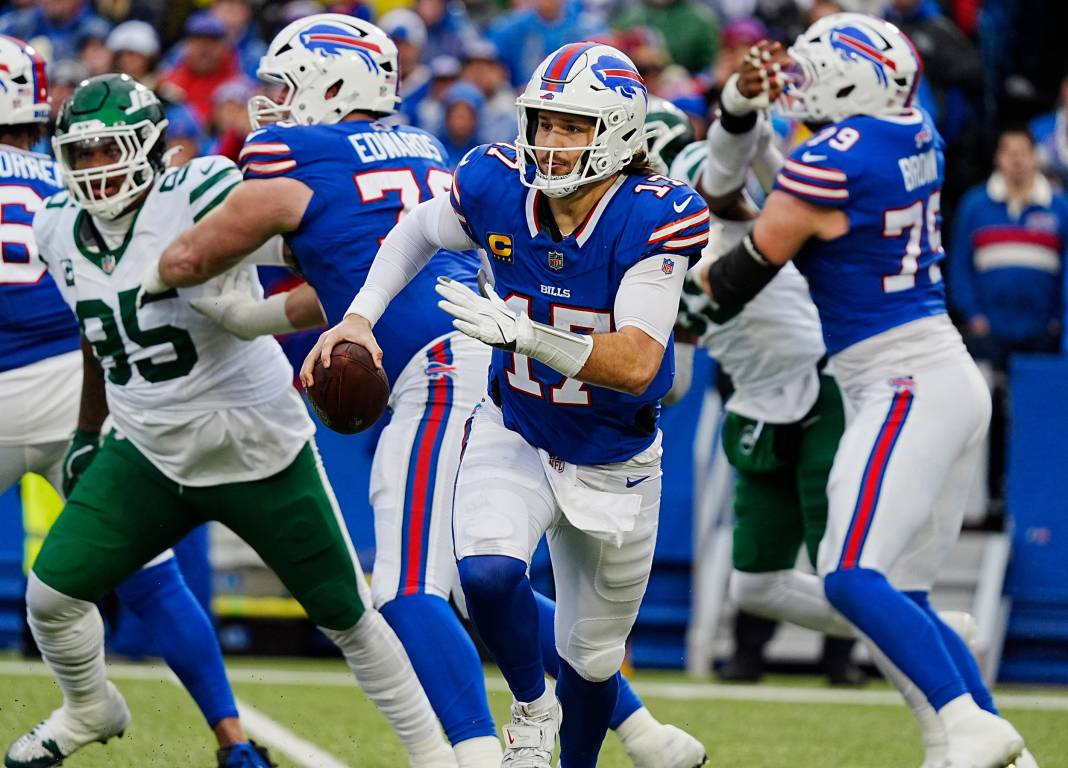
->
[4,0,1068,514]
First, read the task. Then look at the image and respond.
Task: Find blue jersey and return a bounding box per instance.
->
[0,145,79,374]
[241,121,477,384]
[452,143,709,464]
[773,109,947,355]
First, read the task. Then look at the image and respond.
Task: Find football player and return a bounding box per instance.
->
[695,14,1033,768]
[151,16,708,768]
[4,72,451,768]
[664,46,1028,768]
[303,42,709,768]
[0,37,274,768]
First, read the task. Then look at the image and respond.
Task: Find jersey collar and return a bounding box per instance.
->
[524,174,627,248]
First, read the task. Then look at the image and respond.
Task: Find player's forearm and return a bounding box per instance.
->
[285,283,327,329]
[576,327,665,396]
[158,229,235,287]
[349,195,475,325]
[160,180,306,288]
[76,337,108,434]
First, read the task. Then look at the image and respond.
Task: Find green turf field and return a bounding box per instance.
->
[1,656,1065,767]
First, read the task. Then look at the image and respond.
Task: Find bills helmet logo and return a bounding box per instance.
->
[300,24,381,72]
[591,55,647,101]
[829,26,897,86]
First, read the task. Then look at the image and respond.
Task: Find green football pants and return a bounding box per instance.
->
[723,374,845,573]
[33,433,366,630]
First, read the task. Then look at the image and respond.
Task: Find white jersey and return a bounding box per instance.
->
[34,155,313,485]
[671,142,825,424]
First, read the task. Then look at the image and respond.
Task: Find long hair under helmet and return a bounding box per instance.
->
[515,42,649,198]
[779,12,922,124]
[248,13,400,129]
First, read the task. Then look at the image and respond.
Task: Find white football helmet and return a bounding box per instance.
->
[515,42,648,198]
[0,34,50,126]
[779,12,921,124]
[248,13,400,129]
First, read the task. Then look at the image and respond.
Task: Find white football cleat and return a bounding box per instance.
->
[5,682,130,768]
[943,709,1023,768]
[409,736,459,768]
[1013,749,1039,768]
[621,721,707,768]
[500,695,561,768]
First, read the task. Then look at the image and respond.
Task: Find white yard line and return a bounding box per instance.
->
[1,659,1066,712]
[235,696,352,768]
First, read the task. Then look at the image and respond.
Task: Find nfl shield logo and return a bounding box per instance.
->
[548,455,565,472]
[547,250,565,271]
[102,253,116,274]
[661,258,674,275]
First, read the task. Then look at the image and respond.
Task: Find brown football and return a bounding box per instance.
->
[306,342,390,434]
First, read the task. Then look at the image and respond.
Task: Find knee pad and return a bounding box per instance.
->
[559,618,626,683]
[729,570,784,616]
[457,555,527,602]
[27,572,94,624]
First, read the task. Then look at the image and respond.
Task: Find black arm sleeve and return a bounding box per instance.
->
[705,234,782,315]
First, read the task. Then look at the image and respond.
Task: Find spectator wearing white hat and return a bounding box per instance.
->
[107,20,160,88]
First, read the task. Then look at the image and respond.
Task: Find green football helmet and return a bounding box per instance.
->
[644,96,695,175]
[53,73,168,220]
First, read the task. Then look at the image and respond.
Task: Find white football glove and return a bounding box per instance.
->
[436,271,593,378]
[188,268,295,340]
[435,271,520,350]
[136,259,173,308]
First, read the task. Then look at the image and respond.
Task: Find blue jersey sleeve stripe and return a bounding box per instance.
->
[783,158,847,183]
[238,142,293,162]
[661,228,710,250]
[242,158,298,177]
[775,172,849,201]
[647,208,711,244]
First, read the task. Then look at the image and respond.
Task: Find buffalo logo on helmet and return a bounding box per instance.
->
[590,55,647,101]
[547,250,565,270]
[829,26,898,86]
[299,24,381,72]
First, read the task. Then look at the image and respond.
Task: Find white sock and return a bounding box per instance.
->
[730,570,855,637]
[453,735,502,767]
[861,634,948,760]
[26,573,109,715]
[517,683,556,715]
[614,707,658,744]
[320,609,447,757]
[938,693,982,730]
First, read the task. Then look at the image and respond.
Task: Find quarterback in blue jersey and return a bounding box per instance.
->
[156,17,707,768]
[697,13,1033,768]
[0,38,273,768]
[307,41,708,768]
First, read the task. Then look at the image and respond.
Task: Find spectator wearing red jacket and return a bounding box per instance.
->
[159,12,241,127]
